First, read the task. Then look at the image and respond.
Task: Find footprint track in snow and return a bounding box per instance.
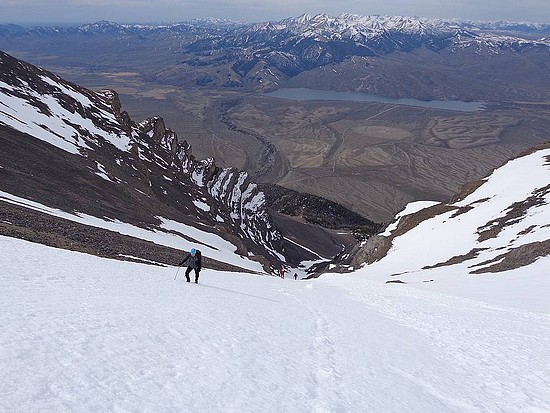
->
[306,308,347,413]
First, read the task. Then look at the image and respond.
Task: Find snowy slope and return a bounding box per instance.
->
[358,146,550,279]
[0,191,264,272]
[1,236,549,412]
[0,59,129,155]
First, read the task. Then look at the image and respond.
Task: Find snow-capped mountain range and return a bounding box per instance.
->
[3,13,549,37]
[0,50,287,271]
[2,14,548,78]
[1,13,549,101]
[185,13,549,78]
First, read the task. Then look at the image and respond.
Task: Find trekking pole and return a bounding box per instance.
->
[174,266,181,281]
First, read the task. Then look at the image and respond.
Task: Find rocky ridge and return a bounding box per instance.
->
[0,50,284,269]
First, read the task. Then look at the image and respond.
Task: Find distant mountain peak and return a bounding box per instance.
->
[79,20,124,33]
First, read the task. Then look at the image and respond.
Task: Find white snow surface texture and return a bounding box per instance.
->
[1,235,549,413]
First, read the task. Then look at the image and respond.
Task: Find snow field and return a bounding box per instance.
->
[323,273,550,412]
[1,236,549,412]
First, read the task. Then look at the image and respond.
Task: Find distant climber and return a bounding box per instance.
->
[279,266,285,279]
[294,273,298,280]
[179,248,202,283]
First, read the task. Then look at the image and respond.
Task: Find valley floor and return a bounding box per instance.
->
[1,236,549,412]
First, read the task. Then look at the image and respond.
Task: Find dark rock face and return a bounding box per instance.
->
[260,184,381,236]
[1,15,549,103]
[135,116,284,257]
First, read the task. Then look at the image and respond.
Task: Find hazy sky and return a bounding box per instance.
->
[1,0,549,25]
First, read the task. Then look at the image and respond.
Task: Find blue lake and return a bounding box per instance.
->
[266,88,485,112]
